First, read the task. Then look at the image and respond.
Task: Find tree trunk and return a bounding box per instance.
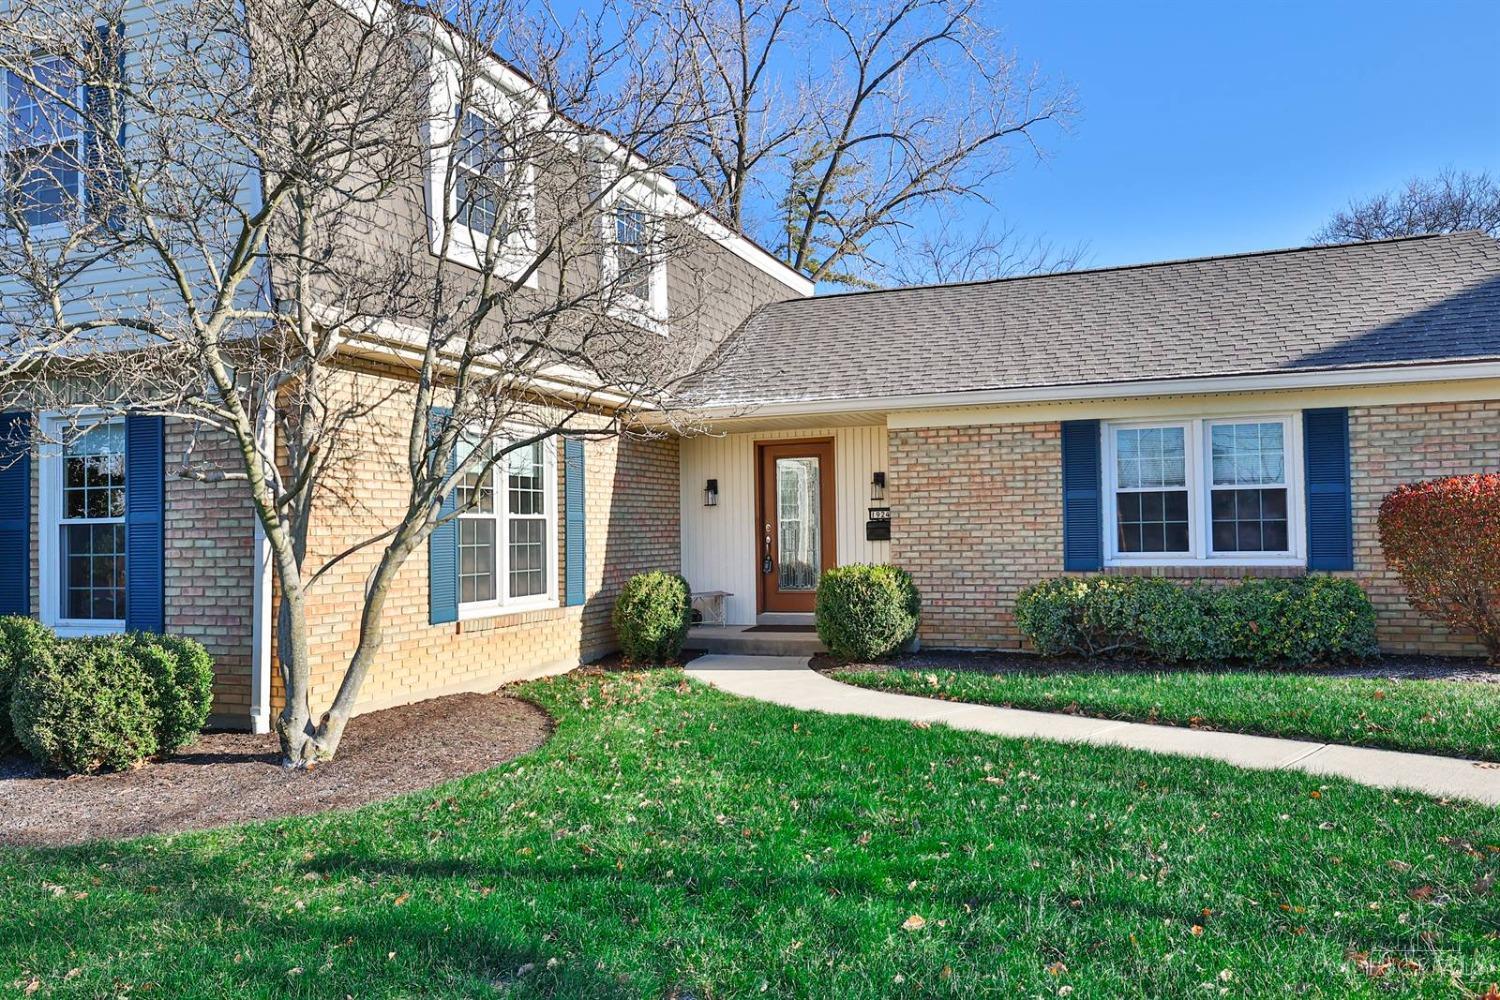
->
[274,581,324,767]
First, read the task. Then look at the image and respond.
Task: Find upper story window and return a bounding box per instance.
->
[453,108,509,243]
[455,436,556,616]
[614,204,651,301]
[604,193,667,330]
[1103,414,1302,566]
[4,56,82,228]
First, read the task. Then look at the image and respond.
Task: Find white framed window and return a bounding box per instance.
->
[452,107,510,246]
[455,435,558,617]
[599,168,670,333]
[38,413,127,635]
[1102,414,1303,567]
[4,55,83,230]
[422,67,538,285]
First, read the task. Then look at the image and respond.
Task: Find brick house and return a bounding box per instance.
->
[676,231,1500,662]
[3,5,1499,735]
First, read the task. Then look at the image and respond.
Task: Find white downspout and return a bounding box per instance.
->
[248,402,274,735]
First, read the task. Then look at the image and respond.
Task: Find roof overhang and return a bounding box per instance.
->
[666,358,1500,430]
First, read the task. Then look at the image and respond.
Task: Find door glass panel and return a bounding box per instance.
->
[776,456,821,591]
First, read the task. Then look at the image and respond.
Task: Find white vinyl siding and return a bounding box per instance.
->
[680,424,889,625]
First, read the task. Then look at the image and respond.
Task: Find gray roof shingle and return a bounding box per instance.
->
[684,231,1500,408]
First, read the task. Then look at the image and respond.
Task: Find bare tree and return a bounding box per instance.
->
[668,0,1074,287]
[1314,168,1500,244]
[883,216,1086,286]
[0,0,727,765]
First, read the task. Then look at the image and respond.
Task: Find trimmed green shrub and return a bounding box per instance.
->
[613,571,692,664]
[128,632,215,753]
[1015,575,1376,668]
[1212,576,1378,667]
[11,636,159,774]
[0,616,56,755]
[815,564,921,662]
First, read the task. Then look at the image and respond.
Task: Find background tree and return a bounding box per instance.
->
[667,0,1075,287]
[0,0,723,765]
[1314,168,1500,244]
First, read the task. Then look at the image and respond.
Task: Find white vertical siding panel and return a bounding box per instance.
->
[680,423,890,625]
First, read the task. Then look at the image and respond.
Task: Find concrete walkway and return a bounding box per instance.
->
[684,654,1500,806]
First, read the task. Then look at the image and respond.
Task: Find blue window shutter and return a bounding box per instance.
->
[124,414,164,633]
[428,409,459,625]
[0,412,32,616]
[1303,408,1353,571]
[1061,420,1103,571]
[564,438,586,606]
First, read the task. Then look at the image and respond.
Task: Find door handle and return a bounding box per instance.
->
[762,522,773,575]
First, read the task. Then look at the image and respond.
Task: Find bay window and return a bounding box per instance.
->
[1103,415,1302,565]
[456,436,556,615]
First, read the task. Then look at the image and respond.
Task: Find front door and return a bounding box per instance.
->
[757,439,836,614]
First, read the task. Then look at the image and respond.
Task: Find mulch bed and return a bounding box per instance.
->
[0,690,552,849]
[813,650,1500,684]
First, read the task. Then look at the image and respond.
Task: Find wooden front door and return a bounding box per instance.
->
[756,439,836,614]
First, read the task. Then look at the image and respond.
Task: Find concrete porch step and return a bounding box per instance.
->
[684,625,826,657]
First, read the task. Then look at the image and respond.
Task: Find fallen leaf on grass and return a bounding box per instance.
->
[901,914,926,931]
[1407,885,1434,902]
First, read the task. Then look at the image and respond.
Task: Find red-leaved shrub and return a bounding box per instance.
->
[1378,474,1500,663]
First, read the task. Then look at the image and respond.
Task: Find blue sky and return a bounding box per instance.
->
[980,0,1500,269]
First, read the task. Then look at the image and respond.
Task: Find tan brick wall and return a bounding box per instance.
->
[888,422,1062,649]
[1348,399,1500,656]
[890,401,1500,656]
[19,415,257,724]
[163,421,257,721]
[273,367,680,720]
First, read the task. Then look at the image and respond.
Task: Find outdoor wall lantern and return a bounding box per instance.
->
[703,478,719,507]
[870,472,886,501]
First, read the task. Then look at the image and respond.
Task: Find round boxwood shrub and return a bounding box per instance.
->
[815,564,921,662]
[11,635,159,774]
[613,571,692,664]
[0,616,56,756]
[129,632,215,753]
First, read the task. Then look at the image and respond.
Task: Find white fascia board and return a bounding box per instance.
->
[325,310,646,410]
[672,359,1500,426]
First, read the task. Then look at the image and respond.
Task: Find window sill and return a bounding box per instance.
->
[433,226,540,288]
[1101,562,1307,579]
[456,603,570,633]
[48,620,126,638]
[608,298,668,336]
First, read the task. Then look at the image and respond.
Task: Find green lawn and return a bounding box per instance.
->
[836,665,1500,763]
[2,670,1498,998]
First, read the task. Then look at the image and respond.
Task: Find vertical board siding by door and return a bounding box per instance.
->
[680,425,890,625]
